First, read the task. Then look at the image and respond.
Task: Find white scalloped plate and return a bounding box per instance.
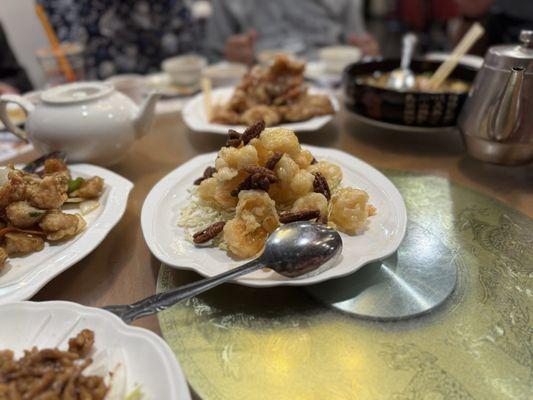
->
[141,146,407,287]
[0,301,190,399]
[0,165,133,303]
[182,86,339,134]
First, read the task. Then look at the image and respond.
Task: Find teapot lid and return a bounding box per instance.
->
[41,82,114,104]
[485,30,533,71]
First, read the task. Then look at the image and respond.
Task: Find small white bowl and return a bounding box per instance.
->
[105,74,146,104]
[202,62,247,87]
[319,45,362,74]
[162,54,207,87]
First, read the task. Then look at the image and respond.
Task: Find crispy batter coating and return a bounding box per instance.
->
[44,158,71,183]
[307,161,343,189]
[291,192,329,215]
[4,232,45,256]
[70,176,104,199]
[210,55,334,126]
[241,105,281,126]
[328,188,371,235]
[39,210,85,241]
[269,154,314,205]
[25,174,68,209]
[0,169,26,208]
[223,190,279,258]
[5,201,45,228]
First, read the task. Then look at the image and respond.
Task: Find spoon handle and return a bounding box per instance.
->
[400,33,417,70]
[104,258,264,323]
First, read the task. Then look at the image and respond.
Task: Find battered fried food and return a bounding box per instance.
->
[211,55,335,126]
[182,124,376,260]
[4,232,45,256]
[39,210,86,241]
[25,174,69,209]
[0,330,108,399]
[0,160,104,271]
[70,176,104,199]
[5,201,45,228]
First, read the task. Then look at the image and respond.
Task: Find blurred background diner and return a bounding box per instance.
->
[1,0,531,89]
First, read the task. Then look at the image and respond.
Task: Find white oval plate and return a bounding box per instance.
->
[0,164,133,303]
[141,146,407,287]
[0,301,191,400]
[182,86,339,134]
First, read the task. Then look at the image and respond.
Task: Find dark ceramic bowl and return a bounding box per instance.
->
[343,59,478,128]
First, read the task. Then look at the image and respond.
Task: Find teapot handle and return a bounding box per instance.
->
[0,94,35,141]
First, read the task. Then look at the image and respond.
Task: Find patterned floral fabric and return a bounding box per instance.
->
[40,0,203,79]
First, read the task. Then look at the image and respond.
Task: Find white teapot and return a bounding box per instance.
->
[0,82,161,166]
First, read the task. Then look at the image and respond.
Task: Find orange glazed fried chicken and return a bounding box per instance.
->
[211,55,335,126]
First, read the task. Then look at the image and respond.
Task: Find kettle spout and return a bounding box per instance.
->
[490,67,525,142]
[134,91,161,139]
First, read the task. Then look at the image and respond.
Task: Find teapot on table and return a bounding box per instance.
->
[0,82,161,166]
[458,30,533,165]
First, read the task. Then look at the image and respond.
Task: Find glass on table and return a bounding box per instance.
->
[35,42,85,87]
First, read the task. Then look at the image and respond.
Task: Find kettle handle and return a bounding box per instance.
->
[490,67,525,142]
[0,94,35,141]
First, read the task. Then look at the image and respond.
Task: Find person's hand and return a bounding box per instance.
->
[0,83,18,95]
[224,30,257,66]
[348,33,380,57]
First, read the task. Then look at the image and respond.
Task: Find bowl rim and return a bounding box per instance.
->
[343,57,477,96]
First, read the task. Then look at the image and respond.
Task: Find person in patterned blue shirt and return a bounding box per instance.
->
[40,0,203,79]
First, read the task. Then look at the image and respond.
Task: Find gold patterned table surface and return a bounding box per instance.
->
[158,170,532,400]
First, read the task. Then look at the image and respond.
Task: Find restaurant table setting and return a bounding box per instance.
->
[0,19,532,400]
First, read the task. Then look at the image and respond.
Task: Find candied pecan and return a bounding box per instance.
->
[231,168,279,197]
[279,210,321,224]
[244,165,277,177]
[193,221,225,244]
[313,172,331,200]
[265,151,283,170]
[226,129,242,148]
[231,176,251,196]
[241,120,265,144]
[194,166,217,185]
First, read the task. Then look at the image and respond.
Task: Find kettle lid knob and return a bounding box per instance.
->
[519,30,533,48]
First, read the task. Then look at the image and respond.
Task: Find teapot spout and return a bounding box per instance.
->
[490,67,525,142]
[134,91,161,139]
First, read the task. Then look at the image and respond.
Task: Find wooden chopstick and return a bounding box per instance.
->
[201,77,213,121]
[428,23,485,90]
[35,4,76,82]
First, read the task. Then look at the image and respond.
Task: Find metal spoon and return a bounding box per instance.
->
[388,33,418,91]
[104,221,342,323]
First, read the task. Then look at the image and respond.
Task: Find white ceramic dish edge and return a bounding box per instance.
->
[182,86,339,134]
[0,301,191,400]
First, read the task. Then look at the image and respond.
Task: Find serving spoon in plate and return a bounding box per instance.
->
[104,221,342,324]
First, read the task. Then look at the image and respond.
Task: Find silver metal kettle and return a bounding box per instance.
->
[458,30,533,165]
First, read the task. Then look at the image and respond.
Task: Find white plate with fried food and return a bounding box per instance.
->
[182,86,339,134]
[141,126,406,287]
[0,162,133,303]
[182,55,339,134]
[0,301,191,399]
